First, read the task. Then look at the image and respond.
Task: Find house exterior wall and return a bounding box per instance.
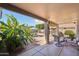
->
[59,23,77,36]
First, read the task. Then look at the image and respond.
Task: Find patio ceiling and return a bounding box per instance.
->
[12,3,79,24]
[1,3,79,25]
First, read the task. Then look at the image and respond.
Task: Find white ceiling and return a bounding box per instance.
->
[12,3,79,24]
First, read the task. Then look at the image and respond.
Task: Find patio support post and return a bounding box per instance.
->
[75,10,79,46]
[45,21,50,44]
[56,25,59,36]
[76,15,79,44]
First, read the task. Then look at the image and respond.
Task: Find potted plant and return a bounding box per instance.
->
[0,14,34,55]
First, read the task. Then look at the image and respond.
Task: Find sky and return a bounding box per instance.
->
[1,8,44,26]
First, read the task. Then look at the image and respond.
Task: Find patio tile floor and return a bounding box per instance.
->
[32,52,44,56]
[18,42,79,56]
[59,46,79,56]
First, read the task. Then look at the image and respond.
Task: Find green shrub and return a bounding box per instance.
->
[64,30,75,41]
[35,24,44,30]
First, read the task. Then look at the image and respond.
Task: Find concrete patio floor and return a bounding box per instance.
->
[18,42,79,56]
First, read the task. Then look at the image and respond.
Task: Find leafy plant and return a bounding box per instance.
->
[35,24,44,32]
[0,14,34,54]
[64,30,75,41]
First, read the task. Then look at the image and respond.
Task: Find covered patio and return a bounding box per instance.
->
[1,3,79,56]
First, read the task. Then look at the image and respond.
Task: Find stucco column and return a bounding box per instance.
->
[75,11,79,45]
[56,25,59,36]
[44,21,50,44]
[76,16,79,42]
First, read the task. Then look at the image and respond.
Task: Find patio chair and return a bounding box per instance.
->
[53,35,63,47]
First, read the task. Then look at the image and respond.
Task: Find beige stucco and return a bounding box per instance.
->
[59,23,77,34]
